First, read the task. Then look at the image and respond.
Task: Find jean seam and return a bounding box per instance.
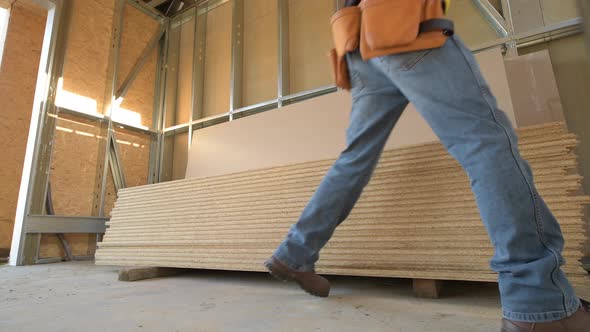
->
[451,36,570,313]
[378,49,433,73]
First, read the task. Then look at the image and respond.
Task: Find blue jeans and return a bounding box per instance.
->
[273,36,580,323]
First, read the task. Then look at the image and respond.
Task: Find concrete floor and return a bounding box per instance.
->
[0,262,503,332]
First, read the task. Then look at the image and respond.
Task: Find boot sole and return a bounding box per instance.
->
[265,261,329,298]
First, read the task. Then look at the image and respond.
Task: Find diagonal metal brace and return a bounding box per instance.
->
[44,182,74,261]
[471,0,510,37]
[116,25,166,100]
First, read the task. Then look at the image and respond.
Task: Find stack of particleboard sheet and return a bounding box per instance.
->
[96,122,590,286]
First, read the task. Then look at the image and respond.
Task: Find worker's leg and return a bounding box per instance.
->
[369,35,578,322]
[273,50,409,272]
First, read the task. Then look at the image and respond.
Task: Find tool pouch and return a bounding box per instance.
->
[329,0,454,89]
[359,0,453,60]
[329,6,361,90]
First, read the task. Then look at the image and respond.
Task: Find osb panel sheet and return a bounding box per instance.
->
[43,113,105,258]
[117,4,160,128]
[118,48,157,129]
[61,0,115,115]
[117,4,159,85]
[103,166,117,218]
[287,0,334,94]
[0,1,47,249]
[50,113,104,216]
[39,233,93,258]
[114,127,151,187]
[162,18,193,127]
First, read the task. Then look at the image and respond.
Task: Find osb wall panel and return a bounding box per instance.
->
[203,2,232,118]
[39,233,94,258]
[114,127,150,187]
[0,1,47,250]
[103,168,116,217]
[117,4,159,85]
[287,0,334,94]
[61,0,114,115]
[44,113,104,257]
[117,4,160,128]
[50,113,103,216]
[242,0,278,106]
[118,48,157,129]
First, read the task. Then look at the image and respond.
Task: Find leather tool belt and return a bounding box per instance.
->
[330,0,454,90]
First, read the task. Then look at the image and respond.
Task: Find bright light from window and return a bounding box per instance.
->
[55,77,100,115]
[0,8,10,70]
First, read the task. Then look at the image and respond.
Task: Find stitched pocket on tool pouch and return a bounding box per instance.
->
[360,0,422,51]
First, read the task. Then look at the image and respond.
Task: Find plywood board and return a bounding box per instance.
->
[505,50,565,127]
[203,2,232,118]
[103,165,117,218]
[287,0,334,94]
[45,113,104,258]
[186,48,516,179]
[172,18,195,125]
[50,114,104,216]
[117,4,160,129]
[114,127,151,187]
[0,0,47,250]
[172,132,188,180]
[118,48,157,129]
[242,0,278,106]
[39,233,93,258]
[117,4,160,87]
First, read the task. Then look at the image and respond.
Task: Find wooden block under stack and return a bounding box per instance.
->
[413,279,443,299]
[118,267,184,282]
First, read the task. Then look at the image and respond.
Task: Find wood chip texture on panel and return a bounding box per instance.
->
[96,123,590,287]
[0,0,47,250]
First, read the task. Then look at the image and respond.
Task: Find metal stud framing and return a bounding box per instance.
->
[10,0,168,265]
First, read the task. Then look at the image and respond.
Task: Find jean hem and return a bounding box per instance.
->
[502,298,581,323]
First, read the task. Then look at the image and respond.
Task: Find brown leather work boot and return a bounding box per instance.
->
[264,256,330,297]
[501,299,590,332]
